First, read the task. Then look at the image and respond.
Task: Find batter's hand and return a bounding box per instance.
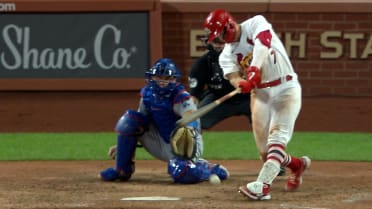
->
[238,80,253,93]
[108,145,117,159]
[245,66,261,87]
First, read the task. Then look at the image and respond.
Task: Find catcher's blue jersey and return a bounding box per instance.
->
[140,84,193,143]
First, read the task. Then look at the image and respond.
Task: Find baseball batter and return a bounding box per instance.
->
[189,37,286,176]
[203,9,311,200]
[99,58,229,184]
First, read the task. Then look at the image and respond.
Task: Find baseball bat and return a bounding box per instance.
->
[176,88,241,127]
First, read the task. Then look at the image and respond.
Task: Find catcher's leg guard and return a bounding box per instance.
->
[100,134,136,181]
[195,159,230,181]
[115,134,136,180]
[168,158,211,184]
[210,164,230,180]
[100,167,121,181]
[100,110,149,181]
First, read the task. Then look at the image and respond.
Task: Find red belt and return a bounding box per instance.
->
[257,75,293,89]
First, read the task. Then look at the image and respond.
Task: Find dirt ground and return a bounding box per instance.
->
[1,160,372,209]
[1,92,372,209]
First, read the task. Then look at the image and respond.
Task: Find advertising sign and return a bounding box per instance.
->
[0,13,149,79]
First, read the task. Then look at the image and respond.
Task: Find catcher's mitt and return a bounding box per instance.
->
[170,127,196,160]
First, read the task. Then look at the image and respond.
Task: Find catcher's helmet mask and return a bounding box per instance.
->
[146,58,181,95]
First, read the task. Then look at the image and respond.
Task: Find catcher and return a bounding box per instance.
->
[100,58,229,184]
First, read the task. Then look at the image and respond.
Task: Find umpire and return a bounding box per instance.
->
[188,38,252,130]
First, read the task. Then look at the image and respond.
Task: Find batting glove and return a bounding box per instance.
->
[238,80,253,93]
[245,66,261,87]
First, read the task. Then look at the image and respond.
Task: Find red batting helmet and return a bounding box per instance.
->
[203,9,237,43]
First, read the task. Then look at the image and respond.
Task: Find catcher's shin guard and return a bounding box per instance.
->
[101,110,148,181]
[115,134,136,180]
[168,158,211,184]
[100,134,136,181]
[210,164,229,180]
[113,109,149,180]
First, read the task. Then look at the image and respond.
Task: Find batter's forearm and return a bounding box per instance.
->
[226,72,244,89]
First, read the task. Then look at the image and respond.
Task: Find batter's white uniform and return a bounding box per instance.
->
[219,15,302,159]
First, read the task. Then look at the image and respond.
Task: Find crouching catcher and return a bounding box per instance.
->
[99,58,229,184]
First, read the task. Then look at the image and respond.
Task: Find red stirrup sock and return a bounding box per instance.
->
[286,156,302,171]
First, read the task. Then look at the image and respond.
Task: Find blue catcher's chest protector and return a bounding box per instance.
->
[141,85,188,143]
